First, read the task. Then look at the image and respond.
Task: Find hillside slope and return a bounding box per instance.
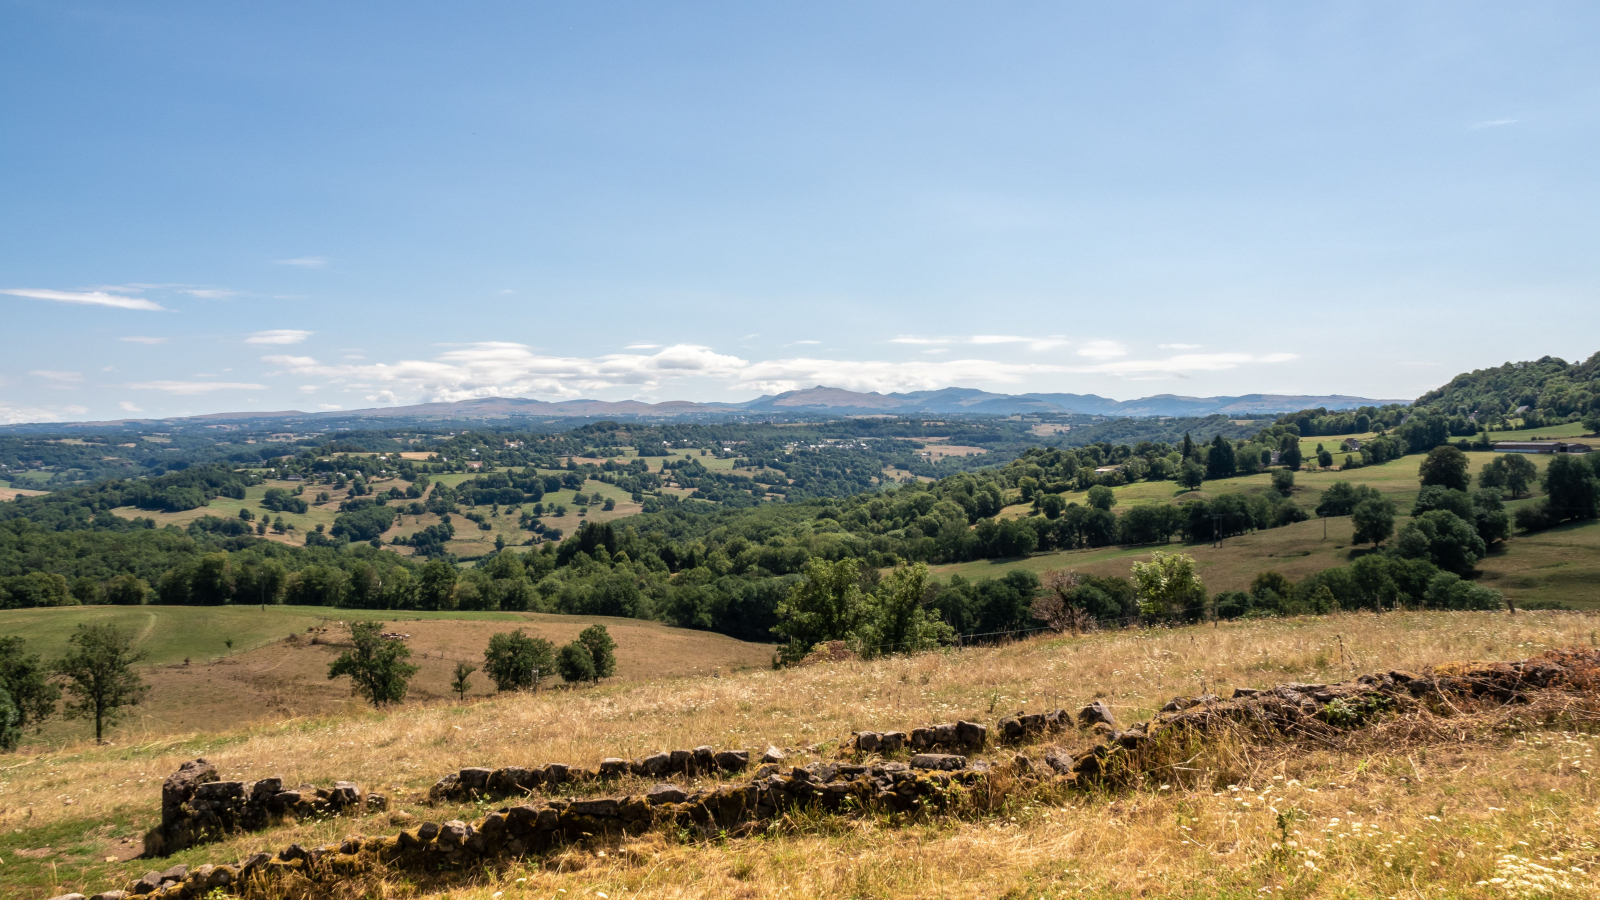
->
[3,611,1597,899]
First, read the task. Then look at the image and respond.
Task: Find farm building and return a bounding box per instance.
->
[1491,441,1592,454]
[1341,438,1363,451]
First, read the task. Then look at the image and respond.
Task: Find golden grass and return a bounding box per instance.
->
[6,611,1600,898]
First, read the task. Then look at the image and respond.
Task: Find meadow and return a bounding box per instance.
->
[3,610,1598,899]
[0,605,773,745]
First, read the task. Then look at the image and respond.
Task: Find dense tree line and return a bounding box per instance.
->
[1413,353,1600,429]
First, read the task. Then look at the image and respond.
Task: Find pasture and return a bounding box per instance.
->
[0,605,774,745]
[3,610,1598,898]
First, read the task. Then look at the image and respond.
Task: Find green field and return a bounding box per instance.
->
[0,604,535,666]
[1016,449,1555,520]
[964,446,1598,608]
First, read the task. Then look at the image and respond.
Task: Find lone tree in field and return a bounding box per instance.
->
[1419,445,1472,492]
[327,621,418,708]
[483,629,556,691]
[1086,485,1117,511]
[1130,551,1206,622]
[557,641,595,684]
[577,625,617,681]
[451,661,476,700]
[53,623,149,744]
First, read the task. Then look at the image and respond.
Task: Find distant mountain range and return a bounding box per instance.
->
[44,386,1405,428]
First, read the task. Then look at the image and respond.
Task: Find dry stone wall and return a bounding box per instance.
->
[145,759,386,856]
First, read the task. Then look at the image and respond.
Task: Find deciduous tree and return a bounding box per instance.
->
[54,623,149,743]
[327,621,418,708]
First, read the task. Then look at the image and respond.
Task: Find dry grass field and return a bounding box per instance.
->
[0,606,773,746]
[5,611,1600,898]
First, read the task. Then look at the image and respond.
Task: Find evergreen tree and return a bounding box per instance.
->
[1206,435,1236,479]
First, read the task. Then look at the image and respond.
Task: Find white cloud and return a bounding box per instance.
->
[1073,352,1298,376]
[119,336,168,344]
[624,343,662,350]
[275,257,328,268]
[182,288,237,299]
[317,403,343,410]
[119,401,144,412]
[1159,343,1201,350]
[298,385,320,393]
[0,402,88,425]
[789,340,822,345]
[125,381,267,394]
[1076,340,1128,360]
[892,334,1070,352]
[31,370,83,382]
[246,329,313,345]
[1472,118,1518,129]
[257,342,1299,403]
[3,288,165,311]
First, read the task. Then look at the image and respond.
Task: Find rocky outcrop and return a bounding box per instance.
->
[145,759,385,856]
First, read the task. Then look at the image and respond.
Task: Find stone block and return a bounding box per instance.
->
[714,750,750,772]
[646,784,688,804]
[1077,701,1117,728]
[569,797,620,817]
[956,720,987,749]
[910,753,966,771]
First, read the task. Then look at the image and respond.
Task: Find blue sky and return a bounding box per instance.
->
[2,2,1597,422]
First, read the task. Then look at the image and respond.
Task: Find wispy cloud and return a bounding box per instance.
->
[126,380,267,394]
[182,288,237,299]
[624,343,662,350]
[119,336,169,344]
[31,370,83,383]
[1077,340,1128,360]
[275,257,329,268]
[118,401,144,412]
[3,288,165,311]
[1472,118,1518,129]
[788,340,821,346]
[246,329,313,345]
[1159,343,1201,350]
